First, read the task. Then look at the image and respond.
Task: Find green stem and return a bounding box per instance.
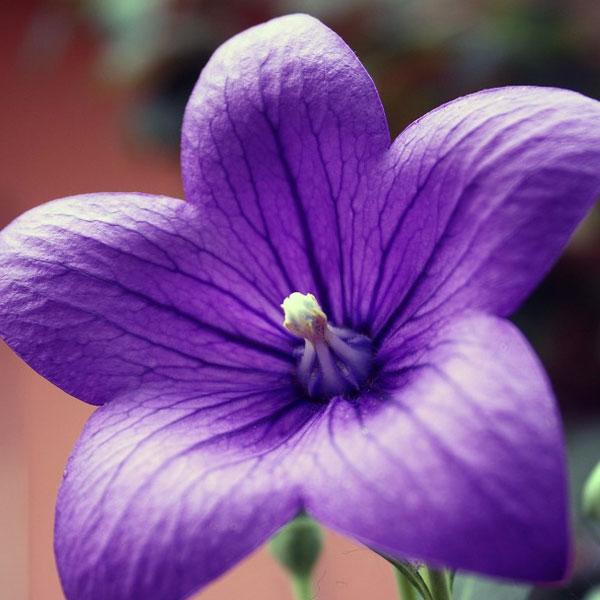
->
[394,567,419,600]
[291,574,312,600]
[426,568,452,600]
[448,570,456,592]
[379,554,432,600]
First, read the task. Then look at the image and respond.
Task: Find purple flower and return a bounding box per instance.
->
[1,13,600,600]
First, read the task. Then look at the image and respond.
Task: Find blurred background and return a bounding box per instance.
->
[1,0,599,598]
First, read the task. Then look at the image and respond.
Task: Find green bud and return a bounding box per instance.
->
[583,585,600,600]
[583,460,600,523]
[269,514,323,579]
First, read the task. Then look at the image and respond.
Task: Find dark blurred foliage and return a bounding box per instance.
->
[14,0,600,597]
[29,0,600,143]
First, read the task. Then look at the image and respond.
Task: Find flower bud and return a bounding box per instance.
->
[269,514,323,579]
[583,585,600,600]
[583,460,600,523]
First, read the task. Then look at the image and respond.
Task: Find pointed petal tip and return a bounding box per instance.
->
[54,385,310,600]
[300,312,570,583]
[0,193,293,407]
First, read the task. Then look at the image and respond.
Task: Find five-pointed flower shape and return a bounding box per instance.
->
[1,14,600,600]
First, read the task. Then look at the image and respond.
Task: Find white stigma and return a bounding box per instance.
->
[281,292,327,343]
[281,292,372,399]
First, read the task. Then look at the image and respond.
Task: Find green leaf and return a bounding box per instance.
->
[453,574,531,600]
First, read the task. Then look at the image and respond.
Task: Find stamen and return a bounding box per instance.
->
[281,293,372,399]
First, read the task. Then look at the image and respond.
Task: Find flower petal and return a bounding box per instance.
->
[298,312,568,581]
[55,382,313,600]
[370,87,600,343]
[0,194,294,405]
[181,14,390,325]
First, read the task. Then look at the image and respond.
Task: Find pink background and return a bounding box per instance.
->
[0,3,397,598]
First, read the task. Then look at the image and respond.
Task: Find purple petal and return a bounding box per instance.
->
[0,193,294,405]
[181,14,389,325]
[298,312,568,581]
[56,382,313,600]
[370,87,600,344]
[182,16,600,336]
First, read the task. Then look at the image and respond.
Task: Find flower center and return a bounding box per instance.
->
[281,292,372,399]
